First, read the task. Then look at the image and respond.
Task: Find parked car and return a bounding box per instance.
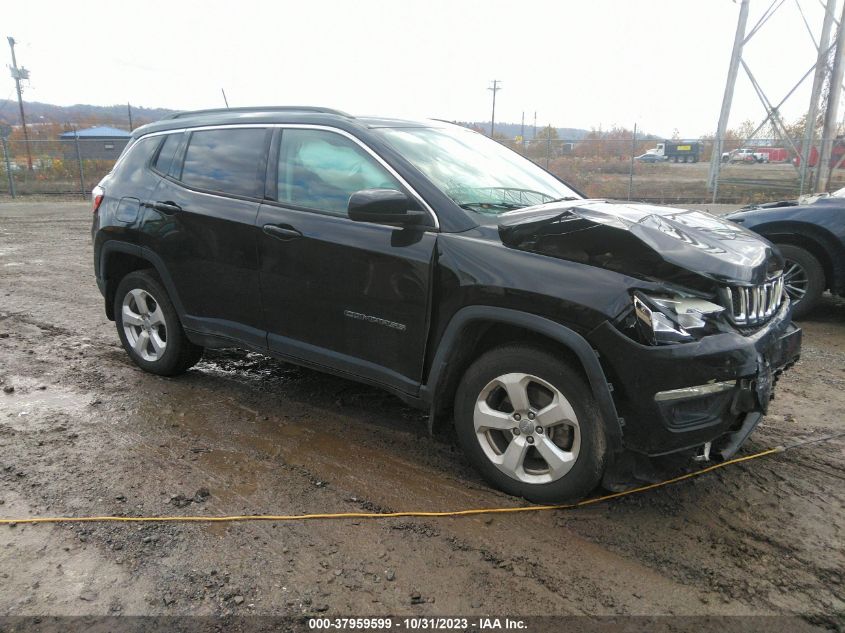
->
[725,189,845,318]
[722,148,768,164]
[634,153,665,163]
[92,107,801,502]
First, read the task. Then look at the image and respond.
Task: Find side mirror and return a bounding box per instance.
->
[348,189,427,226]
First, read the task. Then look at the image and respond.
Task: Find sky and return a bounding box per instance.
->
[1,0,837,138]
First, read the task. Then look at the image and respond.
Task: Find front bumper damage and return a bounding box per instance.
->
[589,298,801,459]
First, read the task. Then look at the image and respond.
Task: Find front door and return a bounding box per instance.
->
[257,128,437,393]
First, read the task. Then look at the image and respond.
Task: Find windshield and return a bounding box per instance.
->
[375,125,581,214]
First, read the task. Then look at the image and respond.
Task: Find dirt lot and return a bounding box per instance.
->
[1,202,843,627]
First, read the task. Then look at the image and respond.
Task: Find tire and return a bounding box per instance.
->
[454,344,607,503]
[778,244,825,319]
[114,269,203,376]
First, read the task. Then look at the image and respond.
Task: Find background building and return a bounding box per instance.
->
[59,126,131,161]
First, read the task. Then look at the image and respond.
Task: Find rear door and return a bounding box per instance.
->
[142,127,271,348]
[256,127,437,393]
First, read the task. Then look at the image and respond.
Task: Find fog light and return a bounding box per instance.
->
[654,380,736,402]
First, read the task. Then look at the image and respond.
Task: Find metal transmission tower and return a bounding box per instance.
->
[488,80,502,137]
[799,0,836,192]
[707,0,750,201]
[707,0,844,200]
[6,36,33,171]
[817,1,845,191]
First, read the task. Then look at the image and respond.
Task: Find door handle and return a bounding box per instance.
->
[263,224,302,240]
[152,201,182,214]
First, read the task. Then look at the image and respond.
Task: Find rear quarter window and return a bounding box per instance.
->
[111,137,160,186]
[180,128,267,198]
[153,132,184,176]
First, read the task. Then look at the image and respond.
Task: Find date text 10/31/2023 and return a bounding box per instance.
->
[308,617,529,630]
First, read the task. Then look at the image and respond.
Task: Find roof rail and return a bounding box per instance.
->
[164,106,353,120]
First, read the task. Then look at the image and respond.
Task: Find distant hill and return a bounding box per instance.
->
[459,121,590,141]
[0,101,176,129]
[0,103,660,142]
[460,121,665,143]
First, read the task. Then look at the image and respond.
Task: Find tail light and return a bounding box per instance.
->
[92,185,104,213]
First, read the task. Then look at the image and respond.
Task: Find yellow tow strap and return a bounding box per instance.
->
[0,446,787,525]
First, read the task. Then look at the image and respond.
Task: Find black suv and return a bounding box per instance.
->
[92,107,801,502]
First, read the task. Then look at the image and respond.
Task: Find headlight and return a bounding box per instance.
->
[633,291,725,345]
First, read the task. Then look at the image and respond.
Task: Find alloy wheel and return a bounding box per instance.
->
[473,372,581,484]
[782,259,809,304]
[121,288,167,362]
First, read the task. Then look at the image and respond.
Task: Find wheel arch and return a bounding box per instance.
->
[422,306,623,451]
[99,242,187,321]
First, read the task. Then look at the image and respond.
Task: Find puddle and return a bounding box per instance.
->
[1,381,91,430]
[199,349,305,383]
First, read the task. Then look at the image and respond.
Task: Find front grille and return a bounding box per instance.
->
[719,277,784,327]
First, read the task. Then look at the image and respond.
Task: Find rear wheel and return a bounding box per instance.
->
[114,270,203,376]
[454,345,606,503]
[778,244,825,319]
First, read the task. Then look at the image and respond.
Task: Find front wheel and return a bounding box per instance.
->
[114,270,203,376]
[778,244,825,319]
[454,345,607,503]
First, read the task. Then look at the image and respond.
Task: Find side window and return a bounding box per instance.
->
[277,129,401,216]
[180,128,266,198]
[153,132,183,176]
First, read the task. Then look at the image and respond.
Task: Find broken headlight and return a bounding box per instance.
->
[633,291,725,345]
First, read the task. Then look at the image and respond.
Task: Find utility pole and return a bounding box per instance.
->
[533,111,537,140]
[6,37,33,171]
[707,0,749,201]
[799,0,836,194]
[488,80,501,137]
[127,102,134,131]
[520,111,525,151]
[628,123,637,201]
[817,2,845,193]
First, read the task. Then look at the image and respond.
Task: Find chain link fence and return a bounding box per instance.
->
[0,137,124,198]
[497,135,845,204]
[2,134,845,204]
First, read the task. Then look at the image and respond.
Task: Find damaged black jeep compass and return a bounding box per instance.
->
[92,107,801,502]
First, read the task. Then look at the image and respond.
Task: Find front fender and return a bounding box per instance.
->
[421,305,624,451]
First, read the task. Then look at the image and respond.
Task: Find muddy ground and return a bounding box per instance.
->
[0,202,843,626]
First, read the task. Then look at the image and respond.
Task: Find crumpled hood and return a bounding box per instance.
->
[498,200,782,286]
